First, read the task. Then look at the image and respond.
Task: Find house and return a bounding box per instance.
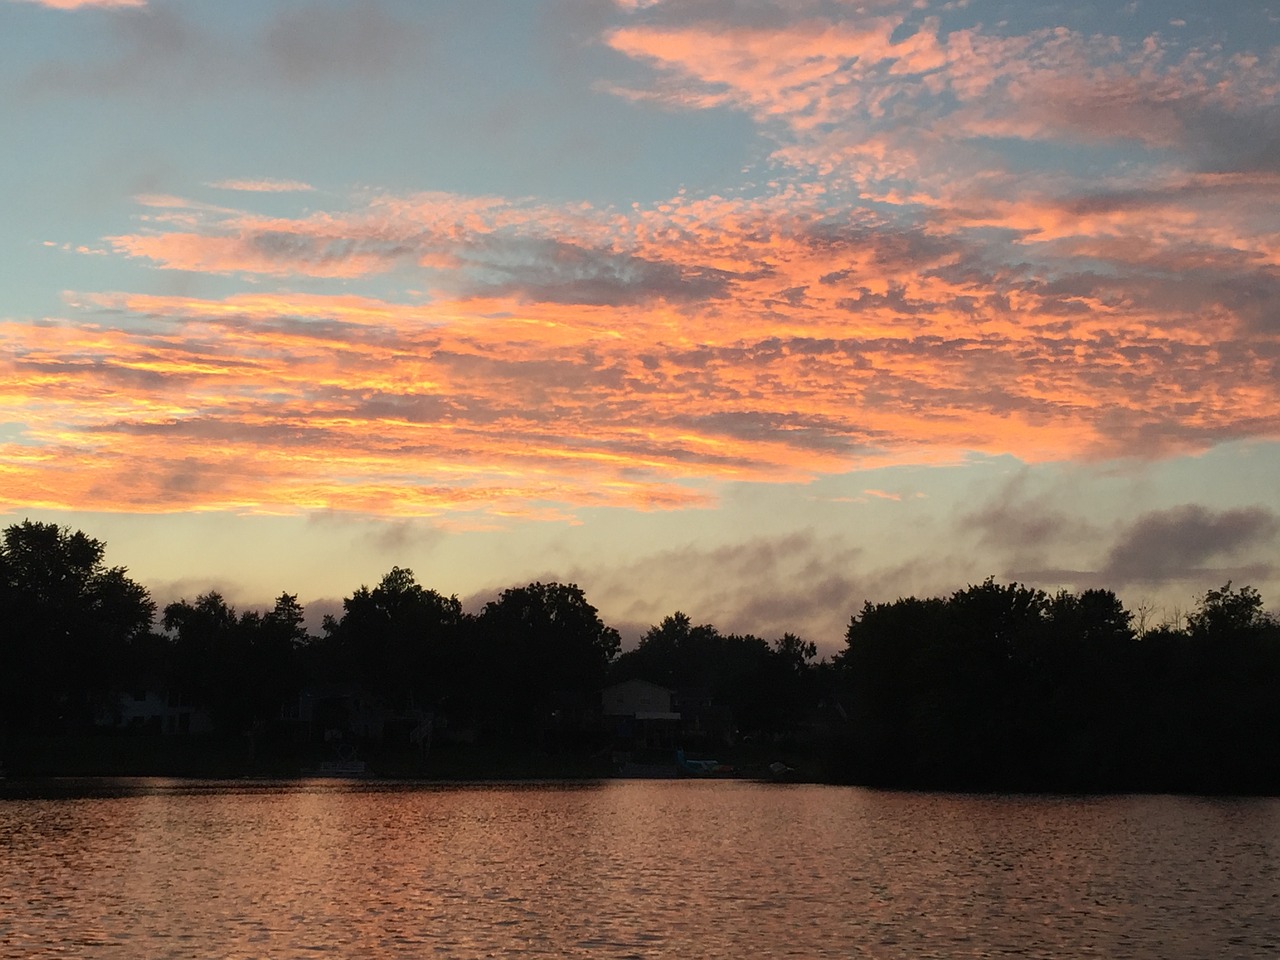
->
[603,678,681,720]
[602,679,681,750]
[281,684,432,747]
[674,687,735,745]
[110,688,214,735]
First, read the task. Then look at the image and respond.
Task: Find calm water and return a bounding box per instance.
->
[1,779,1278,959]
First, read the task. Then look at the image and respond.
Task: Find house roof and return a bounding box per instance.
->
[603,678,673,695]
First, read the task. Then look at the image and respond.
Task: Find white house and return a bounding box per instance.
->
[602,679,681,721]
[113,688,214,735]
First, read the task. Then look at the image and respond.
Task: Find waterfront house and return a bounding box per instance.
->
[109,687,214,735]
[602,679,681,750]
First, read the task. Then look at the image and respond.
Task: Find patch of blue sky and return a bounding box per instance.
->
[976,136,1171,184]
[4,5,760,211]
[0,423,34,446]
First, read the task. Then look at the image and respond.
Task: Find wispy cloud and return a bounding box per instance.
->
[11,0,145,8]
[4,137,1278,521]
[22,1,428,96]
[208,179,316,194]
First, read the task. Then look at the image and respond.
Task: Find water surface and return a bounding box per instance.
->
[1,779,1277,958]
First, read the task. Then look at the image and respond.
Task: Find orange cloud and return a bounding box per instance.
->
[6,5,1277,521]
[5,190,1278,519]
[607,11,1280,196]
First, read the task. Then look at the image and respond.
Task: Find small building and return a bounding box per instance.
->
[111,688,214,735]
[602,679,681,751]
[282,684,432,746]
[602,679,681,721]
[674,687,736,745]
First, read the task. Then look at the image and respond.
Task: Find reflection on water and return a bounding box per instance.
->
[1,779,1278,958]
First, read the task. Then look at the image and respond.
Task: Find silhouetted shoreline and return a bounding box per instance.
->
[4,520,1279,794]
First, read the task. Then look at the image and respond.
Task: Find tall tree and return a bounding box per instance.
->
[476,581,620,735]
[0,520,154,732]
[163,592,244,732]
[321,567,463,708]
[1188,582,1272,641]
[161,590,310,734]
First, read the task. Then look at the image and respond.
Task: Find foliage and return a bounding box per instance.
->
[835,578,1280,792]
[473,581,620,739]
[611,613,820,737]
[0,520,154,733]
[161,591,309,734]
[319,567,462,708]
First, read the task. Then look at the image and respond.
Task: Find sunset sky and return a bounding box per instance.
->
[3,0,1278,651]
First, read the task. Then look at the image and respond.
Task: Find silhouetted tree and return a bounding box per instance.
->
[0,520,154,732]
[768,632,820,733]
[837,579,1280,792]
[613,614,820,740]
[613,612,721,688]
[1177,582,1280,790]
[475,581,620,739]
[1188,582,1272,641]
[319,567,463,709]
[244,592,309,724]
[163,592,244,733]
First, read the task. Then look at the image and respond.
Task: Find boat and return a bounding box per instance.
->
[303,758,370,778]
[676,748,734,777]
[302,743,371,778]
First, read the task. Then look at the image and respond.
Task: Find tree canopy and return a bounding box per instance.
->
[0,520,154,732]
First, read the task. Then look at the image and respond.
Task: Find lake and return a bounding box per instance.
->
[1,779,1277,958]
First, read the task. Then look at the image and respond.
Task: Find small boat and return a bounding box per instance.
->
[302,743,370,778]
[676,748,733,777]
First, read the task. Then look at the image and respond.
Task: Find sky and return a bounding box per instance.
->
[2,0,1278,652]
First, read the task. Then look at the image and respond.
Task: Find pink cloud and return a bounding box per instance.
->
[606,10,1280,200]
[208,179,316,194]
[8,155,1278,521]
[11,0,145,8]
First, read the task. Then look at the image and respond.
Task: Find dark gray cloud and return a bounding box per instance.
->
[607,0,910,30]
[1183,108,1280,176]
[299,596,344,635]
[248,230,421,272]
[262,2,424,86]
[678,410,864,455]
[26,6,198,95]
[1100,504,1279,584]
[304,511,447,553]
[85,417,344,448]
[458,236,737,306]
[960,474,1101,554]
[25,1,428,97]
[456,529,867,653]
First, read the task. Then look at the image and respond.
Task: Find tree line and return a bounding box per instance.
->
[837,579,1280,792]
[2,519,1278,792]
[0,521,817,748]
